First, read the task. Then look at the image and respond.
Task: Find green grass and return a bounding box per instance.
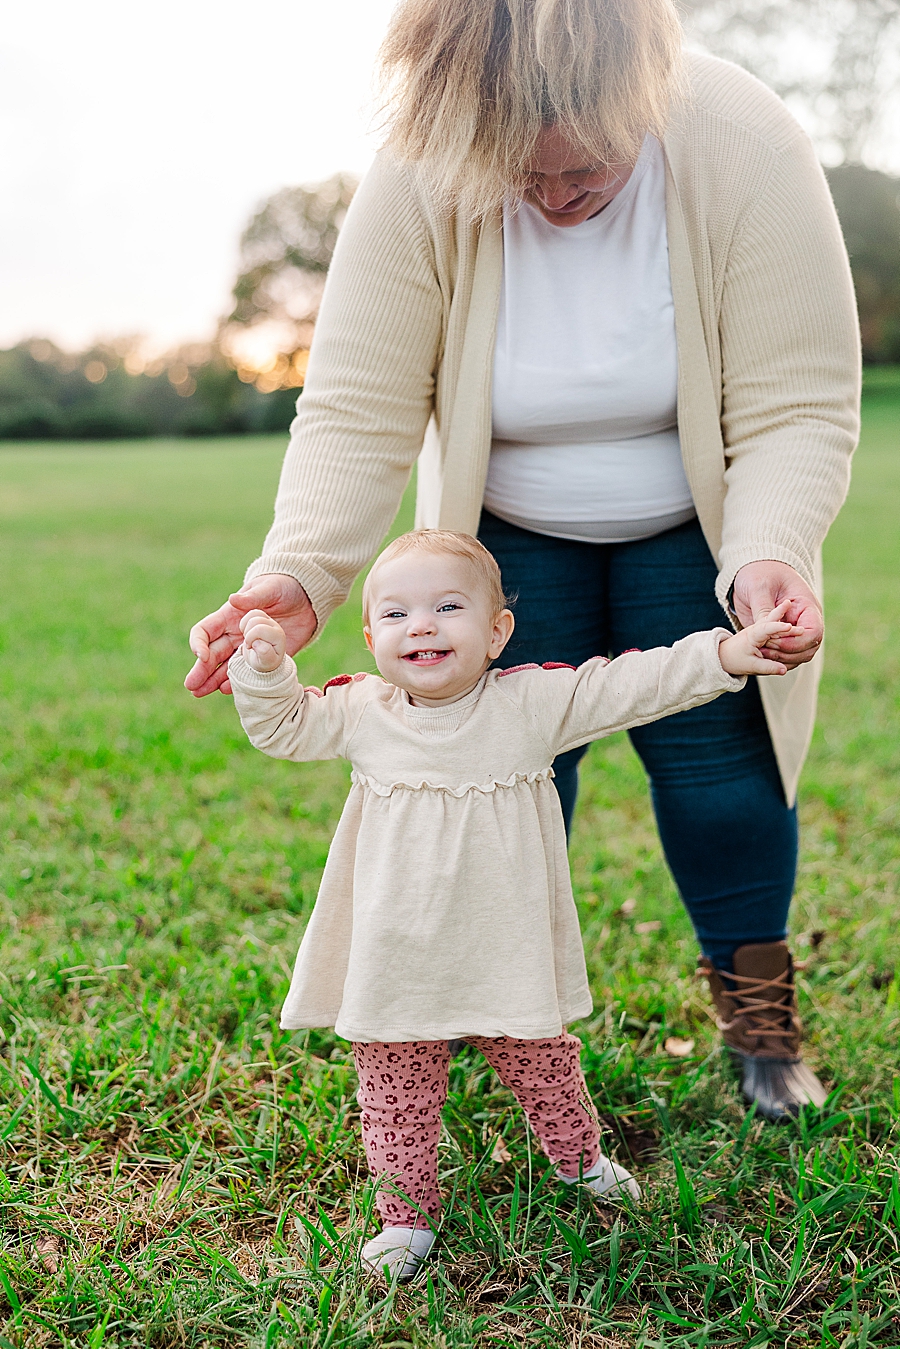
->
[0,411,898,1348]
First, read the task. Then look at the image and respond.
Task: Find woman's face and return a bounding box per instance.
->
[522,124,637,227]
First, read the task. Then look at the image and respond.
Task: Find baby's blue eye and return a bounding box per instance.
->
[437,603,462,612]
[383,610,406,619]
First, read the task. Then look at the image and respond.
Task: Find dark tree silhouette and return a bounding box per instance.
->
[826,164,900,361]
[220,174,358,379]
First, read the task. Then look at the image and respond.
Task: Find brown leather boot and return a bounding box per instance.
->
[698,941,827,1121]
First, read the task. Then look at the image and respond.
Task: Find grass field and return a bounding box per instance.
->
[1,388,898,1347]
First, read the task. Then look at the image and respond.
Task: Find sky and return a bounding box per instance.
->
[3,1,897,355]
[1,0,397,353]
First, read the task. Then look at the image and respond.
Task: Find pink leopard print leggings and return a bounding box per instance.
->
[353,1033,601,1229]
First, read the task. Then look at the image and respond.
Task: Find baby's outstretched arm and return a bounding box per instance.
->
[240,609,287,672]
[718,603,805,678]
[228,627,371,764]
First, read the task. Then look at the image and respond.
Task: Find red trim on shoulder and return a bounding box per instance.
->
[352,671,368,681]
[497,663,541,676]
[304,685,324,698]
[619,647,642,655]
[323,674,354,690]
[541,661,576,670]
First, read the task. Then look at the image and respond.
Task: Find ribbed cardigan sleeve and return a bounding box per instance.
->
[244,154,444,630]
[715,126,860,605]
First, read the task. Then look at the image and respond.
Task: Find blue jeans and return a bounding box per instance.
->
[478,510,797,971]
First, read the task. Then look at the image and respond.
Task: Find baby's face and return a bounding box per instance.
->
[364,553,514,705]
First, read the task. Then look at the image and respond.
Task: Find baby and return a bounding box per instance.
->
[227,529,799,1281]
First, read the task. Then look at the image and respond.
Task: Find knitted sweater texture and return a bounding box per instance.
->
[244,54,860,805]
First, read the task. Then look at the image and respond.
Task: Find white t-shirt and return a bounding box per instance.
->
[484,135,696,543]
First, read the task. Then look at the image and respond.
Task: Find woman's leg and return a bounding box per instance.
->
[353,1041,450,1229]
[478,510,610,832]
[606,518,797,971]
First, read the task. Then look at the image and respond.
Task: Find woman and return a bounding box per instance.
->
[186,0,860,1119]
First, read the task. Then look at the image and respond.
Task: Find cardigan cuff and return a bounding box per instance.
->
[242,554,346,640]
[715,544,818,626]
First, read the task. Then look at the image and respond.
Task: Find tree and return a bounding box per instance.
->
[682,1,900,360]
[681,0,900,166]
[219,174,358,387]
[825,165,900,361]
[0,339,299,441]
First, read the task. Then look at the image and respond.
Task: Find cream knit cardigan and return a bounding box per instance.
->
[245,54,861,806]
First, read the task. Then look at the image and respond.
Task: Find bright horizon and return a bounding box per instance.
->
[3,0,898,357]
[1,0,397,355]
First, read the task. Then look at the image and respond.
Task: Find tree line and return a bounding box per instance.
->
[0,340,301,442]
[0,176,358,442]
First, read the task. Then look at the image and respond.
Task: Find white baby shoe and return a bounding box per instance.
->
[361,1226,435,1281]
[560,1152,641,1202]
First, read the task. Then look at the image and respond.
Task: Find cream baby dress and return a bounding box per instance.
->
[228,630,742,1043]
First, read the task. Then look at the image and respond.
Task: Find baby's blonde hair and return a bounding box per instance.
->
[362,530,507,627]
[378,0,684,216]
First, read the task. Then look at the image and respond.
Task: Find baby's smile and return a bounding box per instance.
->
[363,551,515,707]
[403,648,450,665]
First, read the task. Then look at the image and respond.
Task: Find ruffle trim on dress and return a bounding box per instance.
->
[349,767,555,797]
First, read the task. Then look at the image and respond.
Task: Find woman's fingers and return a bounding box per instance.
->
[732,562,824,668]
[186,600,246,691]
[188,606,236,662]
[186,657,235,698]
[185,636,242,694]
[228,576,317,656]
[187,576,313,697]
[769,596,824,666]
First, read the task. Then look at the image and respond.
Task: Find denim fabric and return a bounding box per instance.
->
[478,510,797,970]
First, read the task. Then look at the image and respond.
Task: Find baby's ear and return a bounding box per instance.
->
[490,608,515,657]
[363,626,375,654]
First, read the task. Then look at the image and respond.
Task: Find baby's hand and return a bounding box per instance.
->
[239,609,287,673]
[718,602,807,678]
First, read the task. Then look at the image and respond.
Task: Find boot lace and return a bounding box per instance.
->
[716,967,797,1049]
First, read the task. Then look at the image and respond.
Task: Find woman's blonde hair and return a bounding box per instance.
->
[379,0,684,216]
[362,530,508,627]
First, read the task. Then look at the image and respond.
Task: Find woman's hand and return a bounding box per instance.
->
[719,604,804,678]
[185,574,317,696]
[731,561,823,668]
[239,609,287,673]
